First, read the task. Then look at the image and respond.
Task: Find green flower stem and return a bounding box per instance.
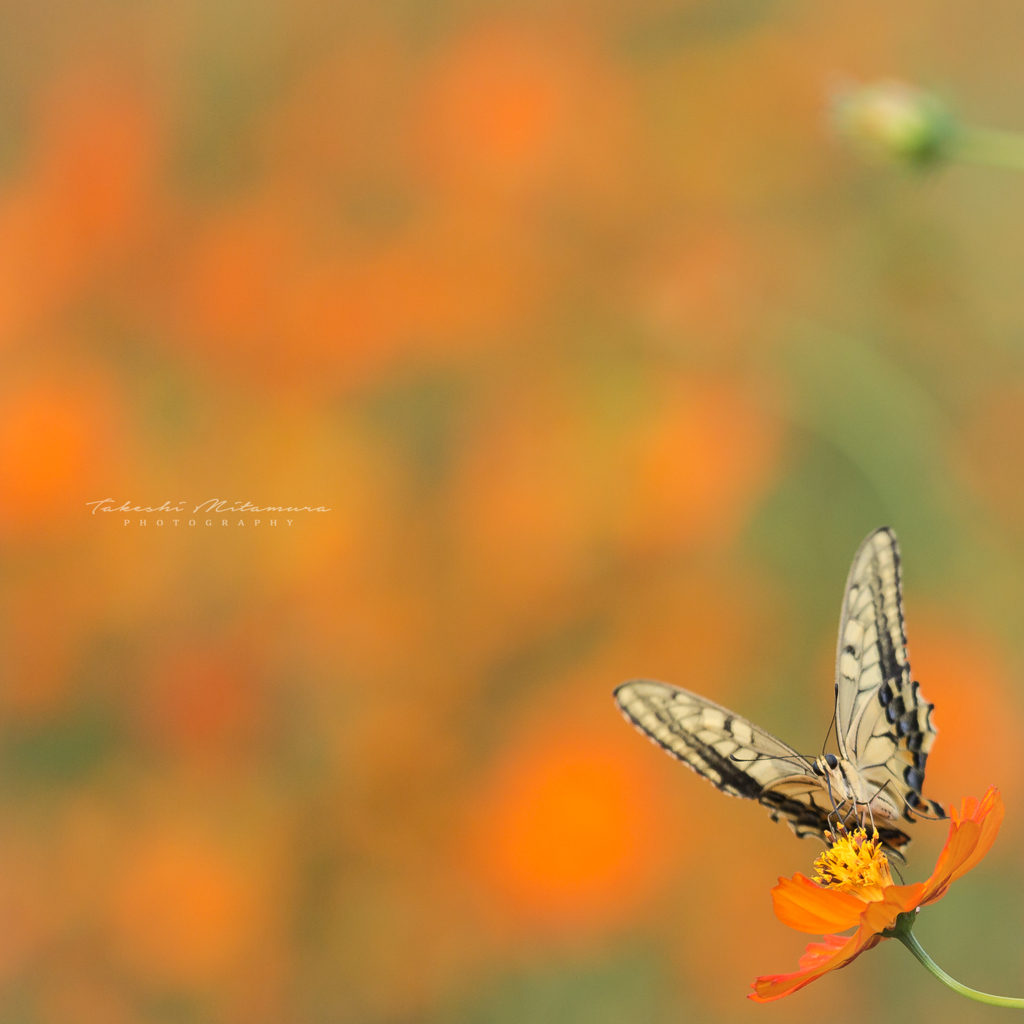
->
[954,127,1024,171]
[889,916,1024,1008]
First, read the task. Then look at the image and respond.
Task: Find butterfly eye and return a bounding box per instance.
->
[825,753,839,769]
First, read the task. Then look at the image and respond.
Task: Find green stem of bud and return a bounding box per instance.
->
[954,127,1024,172]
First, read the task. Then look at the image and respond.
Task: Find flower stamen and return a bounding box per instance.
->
[813,827,892,899]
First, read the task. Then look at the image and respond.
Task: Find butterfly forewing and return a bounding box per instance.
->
[833,528,944,821]
[614,680,834,839]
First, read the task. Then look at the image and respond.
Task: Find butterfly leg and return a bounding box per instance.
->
[827,806,848,840]
[823,774,851,843]
[865,794,876,836]
[840,802,857,836]
[879,765,947,822]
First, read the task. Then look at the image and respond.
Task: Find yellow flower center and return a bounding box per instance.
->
[813,827,893,900]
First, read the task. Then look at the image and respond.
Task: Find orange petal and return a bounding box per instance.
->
[921,788,1004,906]
[948,788,1004,884]
[921,820,981,904]
[749,928,877,1002]
[859,888,910,934]
[951,795,980,825]
[771,873,866,934]
[796,932,849,968]
[884,880,927,915]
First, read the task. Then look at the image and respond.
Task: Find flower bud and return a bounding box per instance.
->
[833,80,956,166]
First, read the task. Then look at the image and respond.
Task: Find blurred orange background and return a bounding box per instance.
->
[1,1,1024,1022]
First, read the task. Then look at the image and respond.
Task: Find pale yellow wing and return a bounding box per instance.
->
[614,680,838,846]
[834,527,945,823]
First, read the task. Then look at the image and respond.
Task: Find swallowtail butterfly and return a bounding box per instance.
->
[614,527,944,861]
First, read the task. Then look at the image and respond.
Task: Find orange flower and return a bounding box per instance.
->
[750,788,1004,1002]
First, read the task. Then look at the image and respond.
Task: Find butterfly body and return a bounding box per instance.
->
[809,755,902,822]
[614,528,944,861]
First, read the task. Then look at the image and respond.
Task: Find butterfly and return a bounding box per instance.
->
[614,527,944,862]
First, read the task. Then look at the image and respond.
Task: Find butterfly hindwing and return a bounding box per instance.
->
[754,778,910,861]
[614,680,835,841]
[834,527,944,822]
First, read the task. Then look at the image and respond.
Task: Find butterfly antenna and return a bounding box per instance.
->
[821,705,838,757]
